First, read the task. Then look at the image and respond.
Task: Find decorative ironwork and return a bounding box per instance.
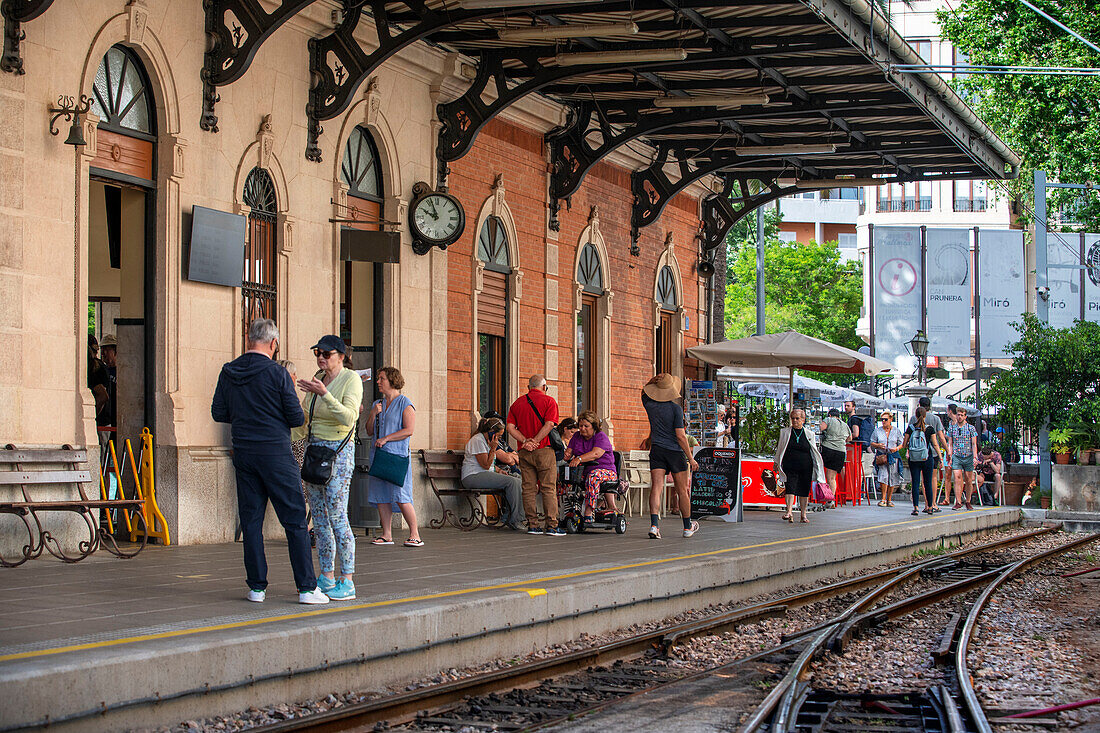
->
[477,216,509,272]
[200,0,319,132]
[340,124,382,201]
[90,45,155,137]
[1,0,51,74]
[47,94,91,143]
[657,266,678,310]
[577,242,603,294]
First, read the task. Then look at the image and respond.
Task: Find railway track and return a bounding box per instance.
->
[249,527,1094,733]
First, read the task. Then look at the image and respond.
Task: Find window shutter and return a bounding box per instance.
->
[478,270,507,337]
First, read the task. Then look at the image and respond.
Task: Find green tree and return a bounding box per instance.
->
[939,0,1100,228]
[984,314,1100,431]
[724,227,864,383]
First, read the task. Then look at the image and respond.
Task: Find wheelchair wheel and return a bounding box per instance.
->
[564,514,581,534]
[614,514,627,534]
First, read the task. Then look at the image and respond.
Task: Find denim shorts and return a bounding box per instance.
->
[951,453,975,472]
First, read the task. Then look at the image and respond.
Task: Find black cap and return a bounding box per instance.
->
[310,335,347,354]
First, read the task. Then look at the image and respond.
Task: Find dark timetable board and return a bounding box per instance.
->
[186,205,246,287]
[691,447,742,521]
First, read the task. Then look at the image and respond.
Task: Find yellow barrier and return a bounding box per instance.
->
[131,428,170,546]
[98,429,170,546]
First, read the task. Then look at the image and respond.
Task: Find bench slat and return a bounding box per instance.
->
[0,470,92,485]
[0,450,88,464]
[426,466,462,479]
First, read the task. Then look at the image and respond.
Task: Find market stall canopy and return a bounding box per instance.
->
[716,366,789,384]
[688,332,894,375]
[738,374,889,409]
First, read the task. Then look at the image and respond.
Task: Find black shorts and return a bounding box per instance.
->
[649,444,688,474]
[821,447,846,473]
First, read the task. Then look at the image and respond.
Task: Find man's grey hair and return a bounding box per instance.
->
[247,318,279,345]
[528,374,547,389]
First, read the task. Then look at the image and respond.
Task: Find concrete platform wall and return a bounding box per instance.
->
[0,509,1021,732]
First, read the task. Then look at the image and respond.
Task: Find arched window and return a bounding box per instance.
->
[478,216,510,272]
[477,216,511,416]
[90,45,155,138]
[655,265,680,374]
[577,243,603,294]
[576,241,604,413]
[242,167,277,348]
[340,126,382,202]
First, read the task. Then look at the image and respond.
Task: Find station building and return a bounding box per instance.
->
[0,0,1019,551]
[0,1,715,547]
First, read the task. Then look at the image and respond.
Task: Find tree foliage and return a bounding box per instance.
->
[984,314,1100,431]
[724,215,864,384]
[939,0,1100,228]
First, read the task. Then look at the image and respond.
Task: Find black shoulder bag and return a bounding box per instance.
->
[526,395,565,461]
[301,394,357,485]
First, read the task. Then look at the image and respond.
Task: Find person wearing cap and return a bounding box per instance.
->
[641,373,699,539]
[212,318,328,605]
[294,334,363,600]
[99,333,118,429]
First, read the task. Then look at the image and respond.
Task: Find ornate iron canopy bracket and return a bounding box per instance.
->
[699,174,801,252]
[1,0,53,74]
[200,0,320,132]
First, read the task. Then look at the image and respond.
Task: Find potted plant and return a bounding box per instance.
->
[1049,427,1074,465]
[1067,422,1099,466]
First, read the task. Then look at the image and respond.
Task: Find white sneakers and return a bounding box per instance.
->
[683,520,700,538]
[248,588,331,604]
[298,588,331,605]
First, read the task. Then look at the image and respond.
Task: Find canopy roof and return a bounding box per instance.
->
[688,331,894,375]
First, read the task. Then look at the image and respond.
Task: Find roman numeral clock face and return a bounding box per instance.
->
[412,193,463,245]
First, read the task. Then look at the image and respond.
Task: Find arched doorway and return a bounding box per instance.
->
[655,264,681,376]
[86,43,157,445]
[338,124,385,398]
[476,215,512,417]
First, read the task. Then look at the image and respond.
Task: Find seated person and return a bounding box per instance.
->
[564,411,619,523]
[974,444,1003,505]
[558,417,579,453]
[483,410,520,477]
[461,417,523,530]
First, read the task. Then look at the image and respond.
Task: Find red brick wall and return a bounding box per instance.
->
[447,118,706,451]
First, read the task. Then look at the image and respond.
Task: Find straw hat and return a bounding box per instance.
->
[642,373,681,402]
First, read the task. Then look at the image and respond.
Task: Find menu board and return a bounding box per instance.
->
[685,380,719,447]
[691,447,742,521]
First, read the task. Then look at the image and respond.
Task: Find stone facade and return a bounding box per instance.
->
[0,1,713,548]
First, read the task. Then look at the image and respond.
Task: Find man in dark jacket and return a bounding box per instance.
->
[212,318,328,605]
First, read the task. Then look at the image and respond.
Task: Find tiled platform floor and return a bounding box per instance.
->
[0,505,1013,661]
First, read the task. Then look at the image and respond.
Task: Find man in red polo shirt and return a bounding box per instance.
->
[507,374,563,536]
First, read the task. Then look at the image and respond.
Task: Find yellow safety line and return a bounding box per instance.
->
[509,588,548,598]
[0,511,993,663]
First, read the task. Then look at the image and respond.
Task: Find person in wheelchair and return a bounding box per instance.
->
[561,411,624,533]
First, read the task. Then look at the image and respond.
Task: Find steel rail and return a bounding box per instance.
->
[249,527,1056,733]
[955,531,1100,733]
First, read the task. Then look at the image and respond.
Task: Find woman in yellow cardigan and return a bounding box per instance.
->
[294,335,362,601]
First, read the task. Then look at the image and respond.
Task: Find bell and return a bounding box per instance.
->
[63,117,86,147]
[697,259,716,277]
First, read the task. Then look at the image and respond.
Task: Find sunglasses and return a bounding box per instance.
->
[312,348,338,358]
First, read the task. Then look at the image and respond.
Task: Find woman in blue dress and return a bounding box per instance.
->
[366,367,422,547]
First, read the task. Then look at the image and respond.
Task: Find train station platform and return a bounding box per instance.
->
[0,505,1021,732]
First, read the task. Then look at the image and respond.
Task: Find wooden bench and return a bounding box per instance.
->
[420,449,511,531]
[0,445,147,566]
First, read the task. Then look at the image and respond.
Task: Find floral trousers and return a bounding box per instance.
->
[304,439,356,576]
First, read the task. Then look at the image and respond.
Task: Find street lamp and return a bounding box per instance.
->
[909,330,929,385]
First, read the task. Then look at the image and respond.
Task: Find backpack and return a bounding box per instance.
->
[858,416,875,444]
[909,428,929,462]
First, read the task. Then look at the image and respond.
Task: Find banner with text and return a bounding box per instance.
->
[978,229,1026,358]
[872,226,922,374]
[926,228,972,357]
[1085,233,1100,324]
[1047,232,1082,328]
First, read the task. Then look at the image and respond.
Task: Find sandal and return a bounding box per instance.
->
[887,502,895,507]
[877,500,887,507]
[404,538,425,547]
[782,513,793,522]
[800,517,809,523]
[371,537,394,546]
